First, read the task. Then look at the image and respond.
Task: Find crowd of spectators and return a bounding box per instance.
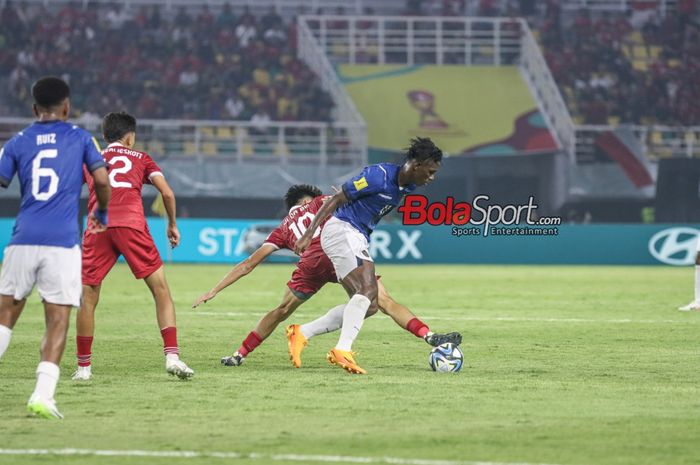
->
[0,2,334,121]
[400,0,700,125]
[0,0,698,126]
[539,1,700,126]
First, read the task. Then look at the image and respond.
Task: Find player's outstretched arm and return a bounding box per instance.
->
[294,190,348,254]
[87,167,111,233]
[192,244,277,308]
[151,176,179,248]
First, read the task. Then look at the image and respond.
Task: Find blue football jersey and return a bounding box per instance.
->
[336,163,416,239]
[0,121,106,248]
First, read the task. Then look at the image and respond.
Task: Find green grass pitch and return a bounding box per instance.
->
[0,263,698,465]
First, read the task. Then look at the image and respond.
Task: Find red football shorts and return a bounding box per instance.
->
[288,246,338,300]
[82,226,163,285]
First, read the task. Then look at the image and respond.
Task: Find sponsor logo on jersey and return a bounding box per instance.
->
[353,177,368,191]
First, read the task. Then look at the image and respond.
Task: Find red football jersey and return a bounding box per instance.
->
[86,142,163,230]
[265,195,330,252]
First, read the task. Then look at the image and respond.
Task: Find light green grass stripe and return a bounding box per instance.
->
[0,449,565,465]
[193,311,697,324]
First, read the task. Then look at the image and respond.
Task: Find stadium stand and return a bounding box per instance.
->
[0,2,334,122]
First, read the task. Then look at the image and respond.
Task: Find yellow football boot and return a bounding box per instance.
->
[326,348,367,375]
[285,324,308,368]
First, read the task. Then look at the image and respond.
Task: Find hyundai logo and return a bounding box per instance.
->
[648,227,700,266]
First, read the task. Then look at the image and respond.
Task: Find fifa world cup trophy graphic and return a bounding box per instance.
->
[407,90,449,129]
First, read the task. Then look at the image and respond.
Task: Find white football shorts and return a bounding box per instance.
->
[0,245,82,307]
[321,216,373,280]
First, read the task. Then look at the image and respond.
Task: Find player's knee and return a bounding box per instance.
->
[359,281,378,303]
[365,303,379,317]
[148,280,172,300]
[45,311,70,331]
[368,295,379,314]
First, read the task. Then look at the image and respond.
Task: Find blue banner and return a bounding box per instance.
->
[0,218,696,266]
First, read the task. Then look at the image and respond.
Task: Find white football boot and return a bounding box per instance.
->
[27,393,64,419]
[71,366,92,381]
[165,356,194,379]
[678,301,700,312]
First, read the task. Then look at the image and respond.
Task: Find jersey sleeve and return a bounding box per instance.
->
[0,140,17,188]
[341,165,386,201]
[142,154,163,184]
[83,132,106,172]
[263,225,287,250]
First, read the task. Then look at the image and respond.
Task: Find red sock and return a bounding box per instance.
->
[406,318,430,338]
[237,331,263,357]
[161,327,179,356]
[76,335,93,367]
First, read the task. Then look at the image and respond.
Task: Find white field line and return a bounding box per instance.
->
[193,311,694,325]
[0,448,565,465]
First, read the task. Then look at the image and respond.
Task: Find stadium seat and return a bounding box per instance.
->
[240,143,254,157]
[274,142,290,157]
[628,30,644,44]
[202,142,218,156]
[183,142,198,156]
[217,127,233,139]
[632,60,648,71]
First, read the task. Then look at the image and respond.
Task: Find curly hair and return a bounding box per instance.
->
[284,184,323,210]
[405,137,443,163]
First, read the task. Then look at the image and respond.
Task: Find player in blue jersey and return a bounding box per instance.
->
[295,137,442,374]
[0,77,111,419]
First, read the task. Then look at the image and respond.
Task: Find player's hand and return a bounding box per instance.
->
[87,209,108,234]
[192,290,216,308]
[294,235,312,255]
[167,223,181,248]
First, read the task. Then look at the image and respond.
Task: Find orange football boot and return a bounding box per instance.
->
[285,324,308,368]
[326,348,367,375]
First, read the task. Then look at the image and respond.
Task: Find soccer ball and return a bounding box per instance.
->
[428,343,463,372]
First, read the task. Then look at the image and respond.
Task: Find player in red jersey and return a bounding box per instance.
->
[72,112,193,381]
[192,184,461,367]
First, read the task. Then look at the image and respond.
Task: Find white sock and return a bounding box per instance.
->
[335,294,371,351]
[694,265,700,303]
[166,353,180,362]
[34,361,60,400]
[0,325,11,359]
[300,305,345,339]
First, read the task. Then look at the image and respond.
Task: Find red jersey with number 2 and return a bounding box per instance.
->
[85,142,163,231]
[264,195,329,252]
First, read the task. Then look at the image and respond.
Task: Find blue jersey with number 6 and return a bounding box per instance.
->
[0,121,106,248]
